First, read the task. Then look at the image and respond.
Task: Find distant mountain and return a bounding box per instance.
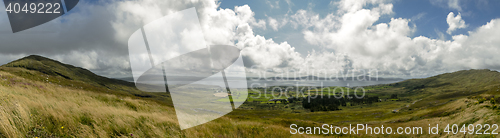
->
[114,77,135,82]
[394,69,500,92]
[3,55,497,91]
[248,75,403,81]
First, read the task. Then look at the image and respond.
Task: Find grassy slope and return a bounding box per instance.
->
[0,55,173,107]
[226,69,500,137]
[0,56,305,137]
[1,55,500,137]
[0,71,302,137]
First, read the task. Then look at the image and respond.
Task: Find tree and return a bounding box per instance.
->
[390,94,398,99]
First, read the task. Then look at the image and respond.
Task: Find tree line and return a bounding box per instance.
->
[299,95,380,112]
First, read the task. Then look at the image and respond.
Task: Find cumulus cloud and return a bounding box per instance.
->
[446,12,467,34]
[0,0,295,78]
[288,0,500,77]
[236,23,302,69]
[112,2,298,75]
[0,0,499,79]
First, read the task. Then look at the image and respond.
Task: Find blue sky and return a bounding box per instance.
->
[220,0,500,36]
[1,0,500,78]
[218,0,500,56]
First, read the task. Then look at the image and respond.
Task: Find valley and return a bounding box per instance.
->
[0,55,499,137]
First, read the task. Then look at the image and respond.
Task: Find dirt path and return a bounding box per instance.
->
[393,99,422,113]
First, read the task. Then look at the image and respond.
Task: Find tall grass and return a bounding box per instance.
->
[2,64,499,137]
[0,71,304,137]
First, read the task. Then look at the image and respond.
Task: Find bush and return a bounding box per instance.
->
[478,98,487,104]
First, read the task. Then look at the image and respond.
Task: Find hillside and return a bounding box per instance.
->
[0,55,173,106]
[384,69,500,110]
[0,55,298,137]
[396,69,500,93]
[228,69,500,137]
[1,55,136,92]
[1,55,500,137]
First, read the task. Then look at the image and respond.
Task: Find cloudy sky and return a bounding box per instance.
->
[0,0,500,79]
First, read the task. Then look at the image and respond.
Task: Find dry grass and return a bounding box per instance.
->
[0,71,307,137]
[353,98,500,137]
[2,66,499,137]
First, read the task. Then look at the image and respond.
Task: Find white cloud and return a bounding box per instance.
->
[0,0,281,78]
[235,23,303,69]
[334,0,392,14]
[111,1,301,75]
[284,0,294,13]
[435,28,446,40]
[447,0,462,11]
[446,12,467,34]
[288,0,500,77]
[410,12,426,21]
[265,0,280,9]
[430,0,462,11]
[267,16,289,31]
[1,0,500,79]
[268,17,279,31]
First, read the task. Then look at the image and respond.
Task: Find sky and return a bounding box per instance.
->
[0,0,500,79]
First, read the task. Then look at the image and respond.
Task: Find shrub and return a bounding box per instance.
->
[479,98,487,104]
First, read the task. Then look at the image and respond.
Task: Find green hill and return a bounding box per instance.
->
[0,55,296,137]
[2,55,131,88]
[0,55,173,106]
[229,69,500,137]
[385,69,500,108]
[397,69,500,92]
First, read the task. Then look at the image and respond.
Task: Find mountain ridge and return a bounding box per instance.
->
[0,55,173,106]
[1,55,131,86]
[2,55,499,88]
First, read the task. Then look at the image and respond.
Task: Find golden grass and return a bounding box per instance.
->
[2,67,499,137]
[349,98,500,137]
[0,71,309,137]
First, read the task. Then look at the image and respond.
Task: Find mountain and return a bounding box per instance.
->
[114,77,135,82]
[395,69,500,93]
[363,69,500,111]
[0,55,173,106]
[2,55,130,87]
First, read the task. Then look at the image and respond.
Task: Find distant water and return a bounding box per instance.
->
[166,79,404,88]
[245,80,402,87]
[118,77,404,88]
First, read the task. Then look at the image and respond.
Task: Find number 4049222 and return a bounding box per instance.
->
[5,3,61,14]
[444,124,499,135]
